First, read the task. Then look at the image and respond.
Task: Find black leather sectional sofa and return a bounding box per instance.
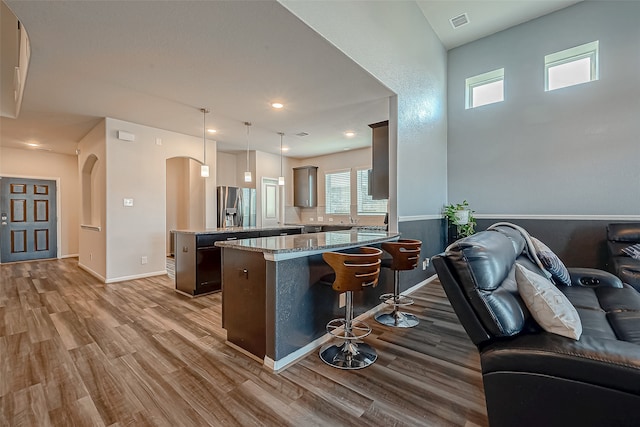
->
[433,225,640,427]
[607,222,640,291]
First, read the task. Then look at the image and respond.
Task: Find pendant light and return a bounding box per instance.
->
[200,108,210,177]
[278,132,285,186]
[244,121,252,182]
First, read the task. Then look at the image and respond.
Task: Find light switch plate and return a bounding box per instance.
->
[123,198,134,207]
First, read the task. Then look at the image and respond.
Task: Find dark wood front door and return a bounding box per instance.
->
[0,177,57,263]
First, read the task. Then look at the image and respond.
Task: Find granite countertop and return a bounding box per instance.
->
[172,225,304,235]
[215,229,399,261]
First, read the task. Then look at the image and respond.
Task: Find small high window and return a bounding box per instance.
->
[465,68,504,109]
[545,41,599,91]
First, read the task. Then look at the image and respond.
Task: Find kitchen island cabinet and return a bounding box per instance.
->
[216,229,399,371]
[173,226,302,296]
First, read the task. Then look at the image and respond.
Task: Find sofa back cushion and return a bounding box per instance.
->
[445,230,532,338]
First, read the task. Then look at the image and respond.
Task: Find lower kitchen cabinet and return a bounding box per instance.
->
[174,228,300,296]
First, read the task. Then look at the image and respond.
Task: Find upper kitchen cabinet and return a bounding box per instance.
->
[293,166,318,208]
[369,121,389,200]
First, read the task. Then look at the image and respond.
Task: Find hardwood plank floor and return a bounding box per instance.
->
[0,258,487,426]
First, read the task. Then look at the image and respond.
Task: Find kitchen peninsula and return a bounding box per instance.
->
[216,229,399,371]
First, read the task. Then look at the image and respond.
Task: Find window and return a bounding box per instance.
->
[357,169,387,215]
[465,68,504,109]
[545,41,599,91]
[325,169,350,215]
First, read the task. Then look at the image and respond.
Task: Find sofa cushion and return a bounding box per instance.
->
[575,307,617,340]
[515,264,582,340]
[445,232,528,337]
[561,286,602,311]
[622,243,640,260]
[609,258,640,291]
[595,285,640,312]
[607,311,640,344]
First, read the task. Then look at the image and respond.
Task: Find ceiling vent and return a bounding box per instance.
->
[450,13,469,29]
[296,132,309,137]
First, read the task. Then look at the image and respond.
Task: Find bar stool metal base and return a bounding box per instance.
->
[319,341,377,370]
[375,310,419,328]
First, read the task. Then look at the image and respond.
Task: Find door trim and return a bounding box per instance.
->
[1,173,62,261]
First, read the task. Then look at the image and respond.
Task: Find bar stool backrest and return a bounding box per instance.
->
[381,239,422,271]
[322,247,383,292]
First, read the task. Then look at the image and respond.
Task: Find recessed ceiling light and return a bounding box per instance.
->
[26,143,39,147]
[281,147,290,152]
[271,102,284,109]
[344,131,356,137]
[343,147,351,151]
[207,128,217,133]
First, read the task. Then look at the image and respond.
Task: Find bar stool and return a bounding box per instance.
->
[375,239,422,328]
[318,246,383,370]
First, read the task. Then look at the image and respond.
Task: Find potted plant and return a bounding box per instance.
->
[443,200,476,238]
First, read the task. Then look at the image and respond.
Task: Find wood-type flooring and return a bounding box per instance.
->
[0,258,487,426]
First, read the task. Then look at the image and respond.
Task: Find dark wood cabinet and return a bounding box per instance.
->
[293,166,318,207]
[369,120,389,200]
[222,249,267,358]
[175,228,301,296]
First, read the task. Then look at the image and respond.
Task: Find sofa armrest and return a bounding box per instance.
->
[481,333,640,427]
[481,333,640,396]
[568,267,623,288]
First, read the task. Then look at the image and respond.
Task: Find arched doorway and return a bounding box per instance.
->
[166,157,205,256]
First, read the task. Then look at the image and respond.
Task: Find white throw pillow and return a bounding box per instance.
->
[515,264,582,340]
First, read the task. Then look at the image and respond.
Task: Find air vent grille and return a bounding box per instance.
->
[450,13,469,29]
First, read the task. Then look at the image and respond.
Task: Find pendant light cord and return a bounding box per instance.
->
[245,122,251,171]
[202,109,206,165]
[279,132,283,176]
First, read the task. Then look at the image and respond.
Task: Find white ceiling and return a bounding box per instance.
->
[417,0,582,50]
[1,0,580,159]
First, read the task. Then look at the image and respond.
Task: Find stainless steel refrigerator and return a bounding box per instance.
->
[217,186,256,228]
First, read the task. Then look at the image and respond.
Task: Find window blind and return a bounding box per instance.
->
[357,169,387,215]
[325,170,350,214]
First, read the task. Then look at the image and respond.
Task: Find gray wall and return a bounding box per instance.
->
[475,218,635,271]
[447,1,640,215]
[398,219,446,287]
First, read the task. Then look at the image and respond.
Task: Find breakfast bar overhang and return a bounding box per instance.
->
[216,230,400,371]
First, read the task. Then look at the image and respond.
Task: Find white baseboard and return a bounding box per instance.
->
[104,270,167,284]
[78,263,106,282]
[60,253,79,259]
